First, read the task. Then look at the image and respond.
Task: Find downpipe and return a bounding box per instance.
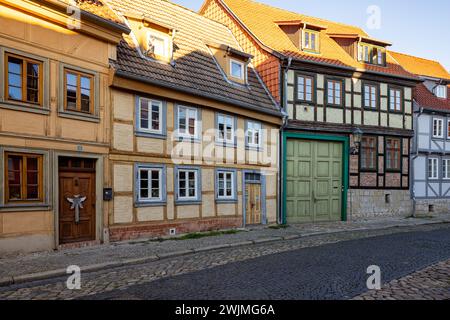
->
[411,106,424,218]
[278,57,292,225]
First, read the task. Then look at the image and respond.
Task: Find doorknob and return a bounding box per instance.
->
[67,195,87,224]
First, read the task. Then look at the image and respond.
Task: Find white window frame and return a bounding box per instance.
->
[216,113,235,145]
[389,88,402,112]
[447,120,450,139]
[358,43,384,65]
[216,170,236,201]
[302,29,319,52]
[327,79,342,106]
[246,120,262,149]
[137,167,163,202]
[364,84,378,109]
[433,118,443,138]
[443,159,450,180]
[229,59,245,80]
[428,158,439,180]
[137,97,163,134]
[297,74,314,102]
[177,168,199,201]
[435,85,447,99]
[147,31,170,59]
[177,105,199,139]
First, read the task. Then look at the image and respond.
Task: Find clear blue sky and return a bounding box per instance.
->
[173,0,450,71]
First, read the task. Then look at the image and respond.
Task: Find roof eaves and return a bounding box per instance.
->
[356,68,421,82]
[36,0,131,34]
[417,105,450,114]
[114,70,282,117]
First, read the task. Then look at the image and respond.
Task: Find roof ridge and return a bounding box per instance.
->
[156,0,238,31]
[390,50,444,65]
[229,0,368,34]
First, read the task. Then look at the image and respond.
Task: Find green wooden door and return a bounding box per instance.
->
[286,139,343,223]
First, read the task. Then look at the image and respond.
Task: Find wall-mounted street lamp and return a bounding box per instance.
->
[350,127,363,155]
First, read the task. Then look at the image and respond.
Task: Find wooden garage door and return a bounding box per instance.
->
[286,139,343,223]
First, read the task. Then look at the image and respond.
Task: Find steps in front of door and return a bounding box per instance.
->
[58,240,101,251]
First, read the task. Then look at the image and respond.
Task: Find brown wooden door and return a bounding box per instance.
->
[59,171,96,244]
[245,183,261,225]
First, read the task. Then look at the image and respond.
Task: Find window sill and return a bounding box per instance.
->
[294,100,315,106]
[135,131,167,140]
[302,49,320,55]
[0,203,51,212]
[0,101,50,115]
[363,106,379,111]
[58,110,100,123]
[176,136,202,143]
[246,145,263,152]
[215,199,238,204]
[175,200,202,206]
[215,141,237,148]
[385,169,402,173]
[359,168,378,173]
[326,104,344,108]
[135,201,167,208]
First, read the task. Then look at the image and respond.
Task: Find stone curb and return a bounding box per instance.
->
[193,244,231,253]
[156,249,194,259]
[13,269,67,285]
[1,219,449,288]
[252,237,283,244]
[0,277,13,287]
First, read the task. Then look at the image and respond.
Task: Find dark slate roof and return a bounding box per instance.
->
[108,0,280,116]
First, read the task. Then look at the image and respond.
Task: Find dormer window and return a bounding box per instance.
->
[147,32,170,59]
[230,59,245,80]
[206,42,251,85]
[358,43,385,66]
[124,13,175,63]
[435,85,447,99]
[302,29,319,52]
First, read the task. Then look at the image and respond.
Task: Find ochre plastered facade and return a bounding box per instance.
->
[0,1,122,253]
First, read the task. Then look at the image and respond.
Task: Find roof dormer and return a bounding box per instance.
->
[276,20,327,54]
[207,42,253,85]
[433,84,448,99]
[124,13,176,62]
[328,33,391,66]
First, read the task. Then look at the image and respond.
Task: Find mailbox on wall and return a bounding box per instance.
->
[103,188,113,201]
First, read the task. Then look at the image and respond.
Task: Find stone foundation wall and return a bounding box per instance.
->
[414,199,450,216]
[109,217,242,242]
[347,189,412,220]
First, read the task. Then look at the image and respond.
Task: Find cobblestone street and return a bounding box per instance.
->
[0,224,449,300]
[356,259,450,300]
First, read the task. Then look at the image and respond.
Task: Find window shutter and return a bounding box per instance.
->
[357,44,362,61]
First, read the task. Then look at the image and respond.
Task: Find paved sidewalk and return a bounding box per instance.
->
[1,214,450,287]
[355,259,450,300]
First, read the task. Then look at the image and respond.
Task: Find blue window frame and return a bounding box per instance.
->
[215,168,237,203]
[174,166,202,204]
[134,164,167,206]
[135,96,167,139]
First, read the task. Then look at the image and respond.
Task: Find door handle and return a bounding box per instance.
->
[312,190,317,203]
